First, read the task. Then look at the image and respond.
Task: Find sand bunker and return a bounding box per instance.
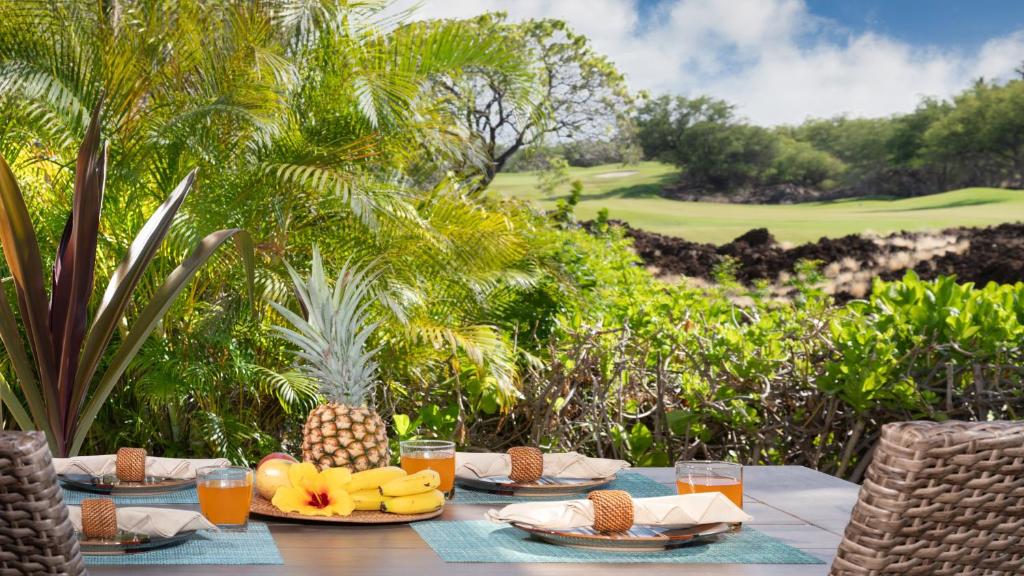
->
[593,170,639,179]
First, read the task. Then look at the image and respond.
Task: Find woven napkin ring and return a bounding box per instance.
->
[116,447,147,482]
[81,498,118,539]
[588,490,634,533]
[507,446,543,483]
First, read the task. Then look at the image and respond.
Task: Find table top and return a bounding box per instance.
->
[87,465,859,575]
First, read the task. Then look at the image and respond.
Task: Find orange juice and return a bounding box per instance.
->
[197,480,254,525]
[401,454,455,494]
[677,478,743,509]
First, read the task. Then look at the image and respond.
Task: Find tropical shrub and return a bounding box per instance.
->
[636,96,778,190]
[406,237,1024,481]
[636,95,845,190]
[0,106,251,456]
[767,136,845,188]
[0,0,543,460]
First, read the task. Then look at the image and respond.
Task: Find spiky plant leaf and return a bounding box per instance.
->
[270,246,381,407]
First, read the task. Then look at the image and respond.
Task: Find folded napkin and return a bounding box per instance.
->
[456,451,629,480]
[486,493,752,529]
[53,455,230,479]
[68,506,217,538]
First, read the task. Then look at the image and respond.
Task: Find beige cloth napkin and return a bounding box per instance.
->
[485,493,752,529]
[53,455,230,479]
[68,506,217,538]
[456,451,629,479]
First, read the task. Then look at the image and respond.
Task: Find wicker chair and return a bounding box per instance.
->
[0,431,87,575]
[830,420,1024,576]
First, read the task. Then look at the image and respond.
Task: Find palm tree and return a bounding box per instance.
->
[0,0,544,457]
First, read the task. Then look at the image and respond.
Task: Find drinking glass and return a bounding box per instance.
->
[675,460,743,509]
[197,465,254,530]
[400,440,456,499]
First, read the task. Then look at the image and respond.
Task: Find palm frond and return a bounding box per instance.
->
[250,364,320,413]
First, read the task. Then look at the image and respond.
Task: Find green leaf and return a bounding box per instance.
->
[51,103,106,442]
[0,150,59,442]
[0,280,48,435]
[666,409,693,436]
[70,170,197,427]
[477,393,498,415]
[393,414,412,436]
[629,422,654,454]
[252,365,318,413]
[552,396,567,413]
[638,450,670,467]
[0,370,34,432]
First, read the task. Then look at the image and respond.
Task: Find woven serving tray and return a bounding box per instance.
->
[511,522,730,552]
[249,495,443,524]
[456,474,614,497]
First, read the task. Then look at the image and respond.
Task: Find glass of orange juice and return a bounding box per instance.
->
[400,440,456,499]
[675,460,743,509]
[197,465,254,530]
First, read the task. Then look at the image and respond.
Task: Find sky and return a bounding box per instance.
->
[392,0,1024,125]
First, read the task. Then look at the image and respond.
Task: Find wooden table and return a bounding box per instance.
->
[88,466,858,575]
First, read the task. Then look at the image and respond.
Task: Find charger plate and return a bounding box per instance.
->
[78,530,198,555]
[60,474,195,496]
[511,522,730,552]
[456,474,614,497]
[249,494,443,524]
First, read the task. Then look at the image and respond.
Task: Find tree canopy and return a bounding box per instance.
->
[0,0,556,456]
[429,12,633,188]
[636,95,844,191]
[634,79,1024,195]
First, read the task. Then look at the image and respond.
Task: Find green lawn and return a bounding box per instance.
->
[490,162,1024,244]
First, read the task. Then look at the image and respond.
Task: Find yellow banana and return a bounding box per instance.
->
[379,469,441,496]
[344,466,407,492]
[381,489,445,514]
[349,488,393,511]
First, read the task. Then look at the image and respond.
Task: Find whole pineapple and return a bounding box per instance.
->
[301,403,388,470]
[271,247,390,471]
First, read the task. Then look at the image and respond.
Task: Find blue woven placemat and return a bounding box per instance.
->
[62,487,200,505]
[83,521,283,565]
[412,520,823,564]
[453,471,674,504]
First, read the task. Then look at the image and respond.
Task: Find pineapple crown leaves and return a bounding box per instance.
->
[269,246,383,407]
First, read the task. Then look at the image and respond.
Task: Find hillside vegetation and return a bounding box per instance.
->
[634,83,1024,197]
[491,162,1024,244]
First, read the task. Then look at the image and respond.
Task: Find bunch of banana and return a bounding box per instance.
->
[350,488,392,511]
[342,466,406,510]
[345,466,407,492]
[339,466,444,514]
[270,464,443,517]
[379,469,445,514]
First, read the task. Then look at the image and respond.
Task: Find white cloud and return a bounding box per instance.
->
[974,31,1024,81]
[390,0,1024,125]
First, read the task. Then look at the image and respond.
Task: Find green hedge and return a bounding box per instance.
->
[440,237,1024,481]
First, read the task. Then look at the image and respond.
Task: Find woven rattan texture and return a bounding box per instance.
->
[80,499,117,539]
[0,431,87,575]
[115,448,146,482]
[830,420,1024,576]
[506,447,543,483]
[588,490,634,532]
